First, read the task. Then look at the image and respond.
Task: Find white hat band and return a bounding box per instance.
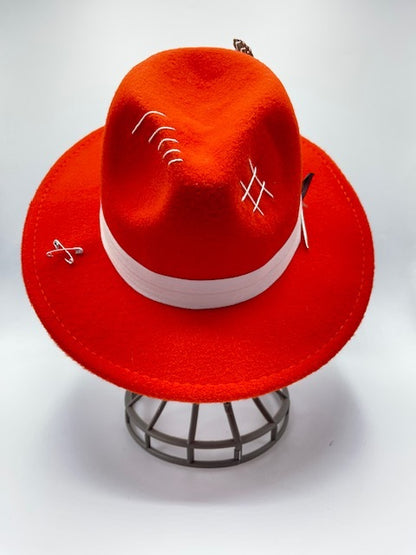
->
[99,202,303,309]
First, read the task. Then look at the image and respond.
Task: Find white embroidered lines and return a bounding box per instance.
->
[131,111,166,135]
[148,126,176,143]
[157,137,179,151]
[240,159,273,216]
[162,148,183,166]
[132,110,183,166]
[162,148,181,159]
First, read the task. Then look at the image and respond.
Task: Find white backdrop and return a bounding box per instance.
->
[1,0,415,553]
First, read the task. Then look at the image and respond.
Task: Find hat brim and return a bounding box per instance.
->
[22,128,374,403]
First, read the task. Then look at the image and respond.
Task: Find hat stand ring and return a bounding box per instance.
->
[125,389,290,468]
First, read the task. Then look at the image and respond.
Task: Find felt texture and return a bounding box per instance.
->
[102,48,301,279]
[21,48,374,403]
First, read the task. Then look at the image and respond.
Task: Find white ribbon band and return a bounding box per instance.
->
[100,205,302,309]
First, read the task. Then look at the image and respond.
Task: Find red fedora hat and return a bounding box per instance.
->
[21,45,374,403]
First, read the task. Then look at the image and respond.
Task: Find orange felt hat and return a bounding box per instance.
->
[21,45,374,403]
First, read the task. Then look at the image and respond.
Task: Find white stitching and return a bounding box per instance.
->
[241,165,257,201]
[148,126,176,143]
[131,111,183,166]
[131,111,166,134]
[240,181,265,216]
[240,159,273,215]
[158,138,179,151]
[249,159,273,199]
[162,148,181,159]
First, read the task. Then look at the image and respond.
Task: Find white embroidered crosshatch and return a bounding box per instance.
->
[240,159,273,216]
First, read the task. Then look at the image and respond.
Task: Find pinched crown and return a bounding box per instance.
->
[101,47,301,279]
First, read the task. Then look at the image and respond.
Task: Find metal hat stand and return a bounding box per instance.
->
[123,175,314,468]
[125,389,290,468]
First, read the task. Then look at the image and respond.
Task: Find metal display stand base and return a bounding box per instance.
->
[125,389,290,468]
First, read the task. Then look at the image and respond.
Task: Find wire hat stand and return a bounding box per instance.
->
[125,389,290,468]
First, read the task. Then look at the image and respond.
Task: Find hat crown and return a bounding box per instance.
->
[101,48,301,279]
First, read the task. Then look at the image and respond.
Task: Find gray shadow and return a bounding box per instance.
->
[44,364,365,505]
